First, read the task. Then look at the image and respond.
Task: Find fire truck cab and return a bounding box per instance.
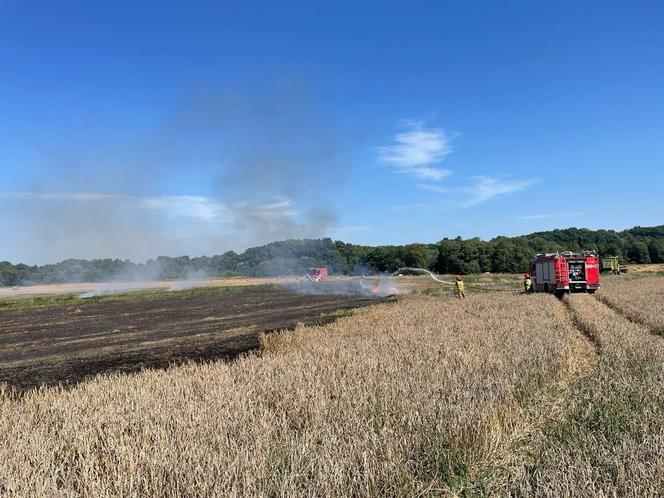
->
[529,251,600,295]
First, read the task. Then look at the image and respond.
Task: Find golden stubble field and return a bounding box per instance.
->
[0,275,663,496]
[595,274,664,334]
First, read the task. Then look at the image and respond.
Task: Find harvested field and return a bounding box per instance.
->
[505,294,664,496]
[0,286,377,391]
[0,292,581,496]
[0,277,300,297]
[0,273,520,299]
[625,263,664,273]
[0,277,662,496]
[596,274,664,334]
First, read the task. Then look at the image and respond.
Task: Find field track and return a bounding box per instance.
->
[0,287,377,391]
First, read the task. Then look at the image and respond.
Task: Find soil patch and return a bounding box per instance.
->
[0,287,377,391]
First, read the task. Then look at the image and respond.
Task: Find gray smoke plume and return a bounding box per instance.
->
[170,82,343,246]
[1,81,346,266]
[284,275,404,298]
[78,258,170,297]
[168,270,211,292]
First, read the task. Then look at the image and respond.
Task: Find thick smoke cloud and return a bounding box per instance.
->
[1,82,346,265]
[170,84,342,242]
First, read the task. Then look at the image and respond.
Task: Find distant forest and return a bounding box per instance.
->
[2,225,664,286]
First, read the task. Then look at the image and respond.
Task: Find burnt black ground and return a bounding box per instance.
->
[0,287,377,392]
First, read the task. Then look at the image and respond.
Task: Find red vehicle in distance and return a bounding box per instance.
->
[306,267,328,282]
[529,251,600,295]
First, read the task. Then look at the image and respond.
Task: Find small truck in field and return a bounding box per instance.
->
[601,256,627,275]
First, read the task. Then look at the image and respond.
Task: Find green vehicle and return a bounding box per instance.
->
[601,256,627,275]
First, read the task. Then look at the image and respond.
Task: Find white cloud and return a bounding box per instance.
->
[230,197,298,221]
[140,196,228,221]
[461,176,536,207]
[377,120,539,208]
[417,176,536,207]
[409,166,452,181]
[1,192,230,222]
[378,123,452,181]
[259,197,296,213]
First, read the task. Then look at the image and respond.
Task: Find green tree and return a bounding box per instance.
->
[627,240,651,264]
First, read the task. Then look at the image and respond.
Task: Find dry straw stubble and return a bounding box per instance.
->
[0,292,576,497]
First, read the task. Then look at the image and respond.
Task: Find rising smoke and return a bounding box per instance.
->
[2,81,346,267]
[168,270,211,292]
[77,258,174,297]
[283,276,403,298]
[180,83,344,244]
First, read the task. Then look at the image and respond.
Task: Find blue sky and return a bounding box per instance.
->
[1,0,663,264]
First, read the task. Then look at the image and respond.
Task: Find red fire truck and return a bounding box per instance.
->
[529,251,600,295]
[306,267,328,282]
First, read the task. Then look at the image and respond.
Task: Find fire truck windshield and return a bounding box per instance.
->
[568,261,585,282]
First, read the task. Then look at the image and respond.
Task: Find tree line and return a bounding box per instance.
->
[2,225,663,286]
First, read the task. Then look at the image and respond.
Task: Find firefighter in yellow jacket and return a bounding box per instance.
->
[523,273,533,293]
[455,275,465,298]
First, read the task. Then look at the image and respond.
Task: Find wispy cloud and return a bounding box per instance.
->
[229,197,299,221]
[140,196,228,221]
[378,122,452,181]
[418,176,536,207]
[461,176,536,207]
[1,192,230,222]
[378,119,540,208]
[516,211,582,220]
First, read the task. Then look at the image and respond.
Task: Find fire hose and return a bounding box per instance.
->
[393,268,518,293]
